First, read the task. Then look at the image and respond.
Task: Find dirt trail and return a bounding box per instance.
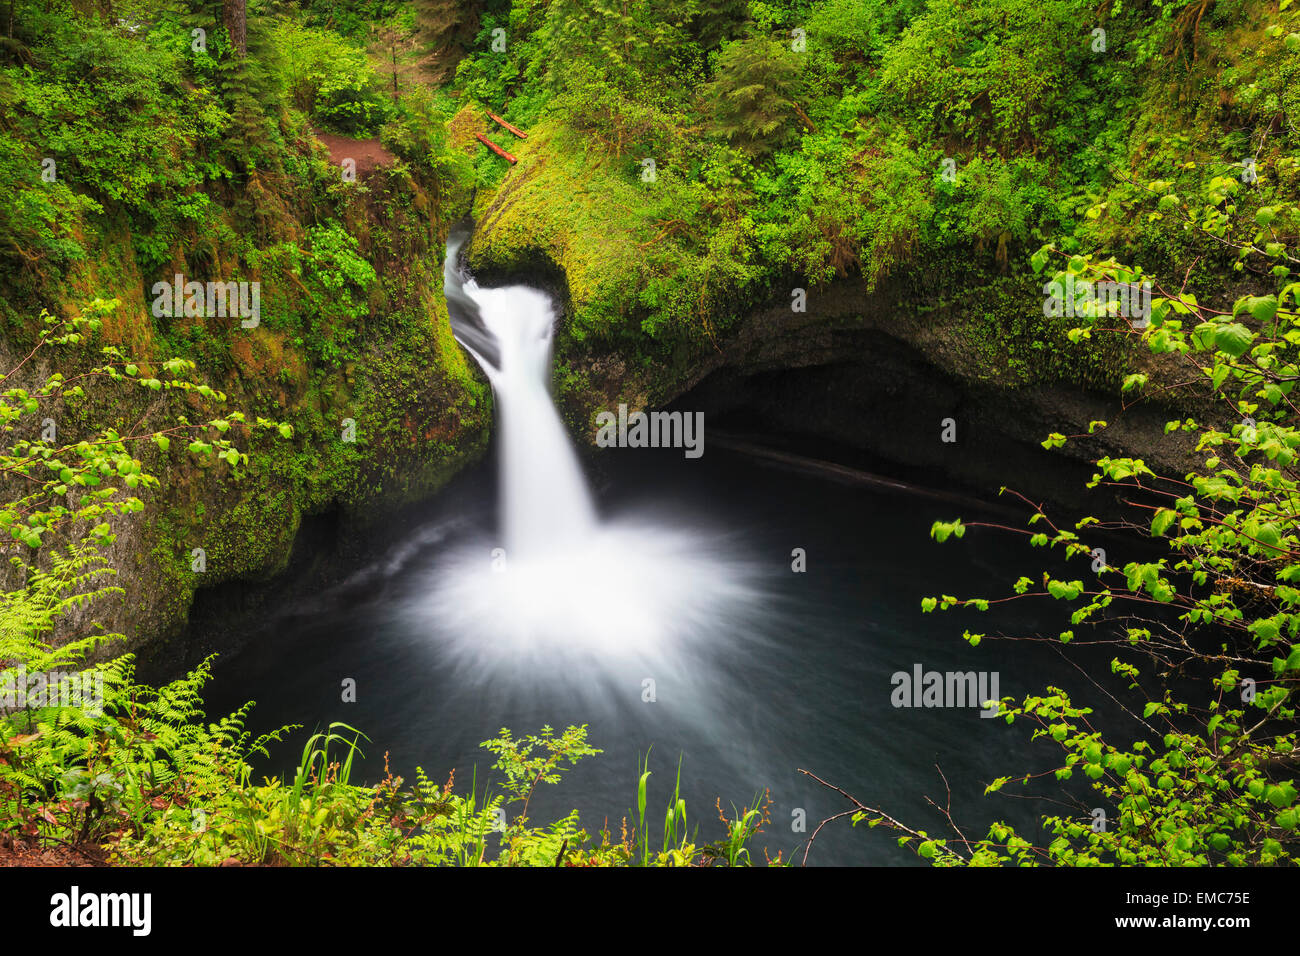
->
[315,132,397,176]
[0,836,106,866]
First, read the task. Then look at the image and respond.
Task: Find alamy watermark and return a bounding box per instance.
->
[891,664,1001,718]
[1,667,105,717]
[151,273,260,328]
[1043,274,1152,327]
[50,886,150,936]
[595,404,704,459]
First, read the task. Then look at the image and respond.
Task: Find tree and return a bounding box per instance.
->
[703,37,810,157]
[412,0,479,80]
[223,0,245,57]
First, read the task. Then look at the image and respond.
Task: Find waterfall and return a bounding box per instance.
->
[433,228,764,673]
[445,230,595,557]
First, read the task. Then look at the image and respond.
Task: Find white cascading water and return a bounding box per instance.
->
[462,281,596,558]
[426,230,766,677]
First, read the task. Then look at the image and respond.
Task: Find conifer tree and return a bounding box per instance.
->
[412,0,479,79]
[703,37,808,157]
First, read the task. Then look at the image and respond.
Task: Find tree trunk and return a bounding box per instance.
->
[474,133,517,165]
[487,112,528,139]
[223,0,246,57]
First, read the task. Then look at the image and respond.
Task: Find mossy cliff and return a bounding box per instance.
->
[0,14,492,663]
[455,0,1299,499]
[462,127,1208,504]
[56,158,489,667]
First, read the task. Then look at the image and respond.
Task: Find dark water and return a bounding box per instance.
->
[204,442,1136,866]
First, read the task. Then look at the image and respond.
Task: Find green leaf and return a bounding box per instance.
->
[1255,523,1282,551]
[1046,579,1083,600]
[1214,323,1254,358]
[1150,509,1177,536]
[930,519,965,543]
[1248,296,1278,324]
[1274,645,1300,674]
[1265,782,1297,808]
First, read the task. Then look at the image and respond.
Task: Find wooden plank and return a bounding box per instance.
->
[487,111,528,139]
[475,132,517,164]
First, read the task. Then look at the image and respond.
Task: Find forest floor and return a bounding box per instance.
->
[0,834,106,867]
[314,131,398,175]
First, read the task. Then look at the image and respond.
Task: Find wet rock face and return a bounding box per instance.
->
[665,344,1109,511]
[537,264,1200,514]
